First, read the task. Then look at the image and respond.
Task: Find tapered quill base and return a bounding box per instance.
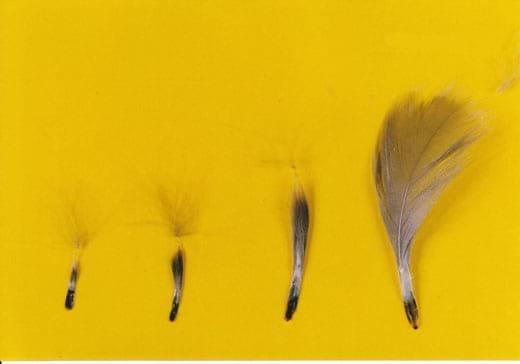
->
[169,249,184,322]
[169,301,179,322]
[65,263,78,310]
[285,285,299,321]
[403,295,419,329]
[65,289,75,310]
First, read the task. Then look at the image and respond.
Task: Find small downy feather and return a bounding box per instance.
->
[373,94,483,329]
[65,240,86,310]
[285,171,310,321]
[64,203,89,311]
[157,185,195,322]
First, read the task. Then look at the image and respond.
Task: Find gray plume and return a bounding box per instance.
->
[374,94,483,329]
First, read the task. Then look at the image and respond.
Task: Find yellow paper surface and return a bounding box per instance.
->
[1,0,520,359]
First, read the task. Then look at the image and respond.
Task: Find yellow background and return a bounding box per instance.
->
[1,0,520,359]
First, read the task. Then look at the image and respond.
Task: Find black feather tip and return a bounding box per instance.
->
[169,249,184,322]
[404,295,419,329]
[285,284,299,321]
[65,289,75,310]
[64,265,78,310]
[169,301,179,322]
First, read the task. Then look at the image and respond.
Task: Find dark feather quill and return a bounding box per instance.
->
[374,94,483,329]
[65,261,79,310]
[285,181,310,321]
[169,248,184,322]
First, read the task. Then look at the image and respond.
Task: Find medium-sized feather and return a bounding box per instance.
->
[285,178,310,321]
[169,248,184,322]
[374,94,483,329]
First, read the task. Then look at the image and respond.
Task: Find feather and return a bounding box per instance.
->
[496,31,520,93]
[64,202,89,311]
[285,172,310,321]
[373,94,483,329]
[157,185,195,322]
[169,248,184,321]
[65,259,79,310]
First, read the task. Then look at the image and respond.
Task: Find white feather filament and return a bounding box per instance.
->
[374,94,483,329]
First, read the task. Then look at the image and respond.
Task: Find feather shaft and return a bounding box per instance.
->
[285,181,309,321]
[65,259,79,310]
[169,248,184,322]
[399,264,418,329]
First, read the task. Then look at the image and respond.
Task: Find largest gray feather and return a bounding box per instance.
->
[374,94,483,329]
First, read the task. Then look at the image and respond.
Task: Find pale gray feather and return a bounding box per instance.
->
[374,94,483,328]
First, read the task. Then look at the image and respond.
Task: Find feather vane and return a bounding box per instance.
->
[374,94,483,329]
